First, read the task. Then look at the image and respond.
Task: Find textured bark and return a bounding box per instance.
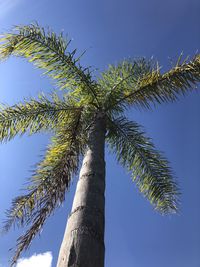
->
[57,114,106,267]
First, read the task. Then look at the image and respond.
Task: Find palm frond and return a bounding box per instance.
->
[0,93,82,142]
[98,58,152,112]
[106,116,179,214]
[4,110,85,266]
[0,23,96,93]
[100,55,200,111]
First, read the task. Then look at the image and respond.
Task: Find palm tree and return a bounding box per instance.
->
[0,23,199,267]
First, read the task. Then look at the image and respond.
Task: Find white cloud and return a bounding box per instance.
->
[0,0,22,18]
[16,252,53,267]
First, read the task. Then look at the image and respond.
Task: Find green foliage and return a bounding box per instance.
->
[98,58,153,111]
[0,23,200,265]
[4,110,85,265]
[0,23,98,105]
[0,93,81,142]
[99,55,200,110]
[106,116,179,213]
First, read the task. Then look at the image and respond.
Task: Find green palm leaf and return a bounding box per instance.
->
[0,23,95,92]
[100,55,200,111]
[106,116,179,214]
[98,58,152,111]
[4,110,85,265]
[0,93,82,142]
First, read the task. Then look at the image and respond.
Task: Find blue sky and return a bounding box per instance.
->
[0,0,200,266]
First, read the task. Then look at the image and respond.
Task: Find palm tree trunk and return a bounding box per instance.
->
[57,114,106,267]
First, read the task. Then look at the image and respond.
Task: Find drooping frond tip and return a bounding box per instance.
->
[106,116,179,214]
[0,23,94,90]
[4,110,86,265]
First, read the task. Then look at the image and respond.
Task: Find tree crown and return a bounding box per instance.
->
[0,23,200,265]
